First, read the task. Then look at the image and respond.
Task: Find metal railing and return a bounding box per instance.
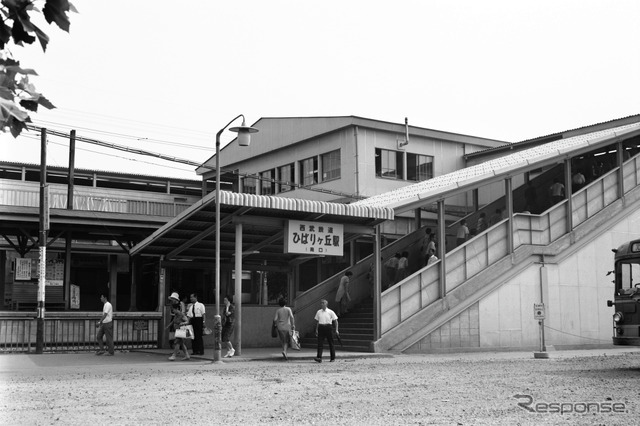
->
[380,155,640,335]
[293,230,425,336]
[0,185,193,218]
[0,312,161,353]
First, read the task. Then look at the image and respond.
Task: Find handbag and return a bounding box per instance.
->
[175,324,194,339]
[271,321,278,338]
[203,327,213,335]
[289,330,301,351]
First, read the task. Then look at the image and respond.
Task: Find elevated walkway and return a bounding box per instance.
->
[293,122,640,353]
[376,153,640,352]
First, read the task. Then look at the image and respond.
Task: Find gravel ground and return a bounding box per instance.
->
[0,349,639,425]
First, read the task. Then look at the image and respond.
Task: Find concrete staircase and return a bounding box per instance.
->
[300,300,374,352]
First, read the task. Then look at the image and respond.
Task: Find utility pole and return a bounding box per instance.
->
[36,128,49,353]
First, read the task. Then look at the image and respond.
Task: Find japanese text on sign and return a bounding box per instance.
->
[284,220,344,256]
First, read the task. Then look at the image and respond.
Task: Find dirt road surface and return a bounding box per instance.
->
[1,348,639,425]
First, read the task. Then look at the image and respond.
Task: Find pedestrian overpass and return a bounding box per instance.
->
[294,121,640,353]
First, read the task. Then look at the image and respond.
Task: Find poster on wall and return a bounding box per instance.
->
[284,220,344,256]
[15,258,32,280]
[70,284,80,309]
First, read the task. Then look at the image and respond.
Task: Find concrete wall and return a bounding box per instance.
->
[200,304,281,349]
[478,207,640,350]
[404,194,640,353]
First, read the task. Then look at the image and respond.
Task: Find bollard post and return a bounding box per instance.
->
[213,314,222,363]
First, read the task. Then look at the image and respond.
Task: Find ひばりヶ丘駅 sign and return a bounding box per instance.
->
[284,220,343,256]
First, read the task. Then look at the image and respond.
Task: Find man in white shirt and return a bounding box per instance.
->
[96,294,114,355]
[314,299,339,363]
[187,293,206,355]
[426,249,439,266]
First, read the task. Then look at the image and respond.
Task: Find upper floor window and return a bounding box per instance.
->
[375,148,404,179]
[321,150,341,182]
[278,163,294,193]
[260,169,275,195]
[242,175,257,194]
[300,156,318,186]
[407,153,434,182]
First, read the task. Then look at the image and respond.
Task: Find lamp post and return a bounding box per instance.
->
[213,114,258,362]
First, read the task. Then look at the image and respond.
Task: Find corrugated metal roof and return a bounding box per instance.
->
[464,114,640,160]
[353,122,640,212]
[219,191,393,219]
[130,189,393,263]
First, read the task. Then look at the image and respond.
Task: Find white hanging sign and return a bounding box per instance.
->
[284,220,344,256]
[15,258,32,281]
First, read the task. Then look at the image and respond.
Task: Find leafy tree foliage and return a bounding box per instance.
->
[0,0,76,137]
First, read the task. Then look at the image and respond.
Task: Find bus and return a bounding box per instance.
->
[607,239,640,345]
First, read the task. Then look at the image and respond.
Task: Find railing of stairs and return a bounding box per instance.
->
[380,153,640,336]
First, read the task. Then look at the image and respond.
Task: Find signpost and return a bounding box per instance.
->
[533,302,549,359]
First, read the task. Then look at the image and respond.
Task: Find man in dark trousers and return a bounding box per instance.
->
[313,299,339,363]
[96,294,114,356]
[187,293,206,355]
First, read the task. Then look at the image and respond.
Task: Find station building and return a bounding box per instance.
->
[2,114,640,354]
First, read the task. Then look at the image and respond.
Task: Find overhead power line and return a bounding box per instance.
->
[25,125,366,201]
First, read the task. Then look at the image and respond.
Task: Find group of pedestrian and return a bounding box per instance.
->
[96,291,342,364]
[163,292,208,359]
[421,228,439,267]
[165,291,212,361]
[134,291,233,361]
[383,251,409,289]
[273,297,340,363]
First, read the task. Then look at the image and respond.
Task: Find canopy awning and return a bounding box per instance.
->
[130,190,394,267]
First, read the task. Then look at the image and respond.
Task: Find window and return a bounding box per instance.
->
[407,154,434,182]
[321,150,341,182]
[278,163,294,193]
[242,176,257,194]
[260,169,275,195]
[617,261,640,294]
[375,148,403,179]
[300,156,318,186]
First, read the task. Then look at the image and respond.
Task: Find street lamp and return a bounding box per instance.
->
[213,114,258,362]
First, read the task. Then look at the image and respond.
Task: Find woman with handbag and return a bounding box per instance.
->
[168,306,190,361]
[273,298,295,360]
[167,292,185,350]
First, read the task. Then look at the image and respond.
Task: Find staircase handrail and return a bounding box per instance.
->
[293,226,427,338]
[377,153,640,349]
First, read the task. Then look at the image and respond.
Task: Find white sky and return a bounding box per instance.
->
[1,0,639,180]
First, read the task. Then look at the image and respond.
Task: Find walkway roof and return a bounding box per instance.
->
[130,190,394,267]
[353,122,640,214]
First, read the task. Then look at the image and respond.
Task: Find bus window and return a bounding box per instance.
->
[618,261,640,295]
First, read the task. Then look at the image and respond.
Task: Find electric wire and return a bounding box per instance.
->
[47,140,195,173]
[543,324,611,343]
[10,132,197,175]
[24,125,366,200]
[32,118,215,151]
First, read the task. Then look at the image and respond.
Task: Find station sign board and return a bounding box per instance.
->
[284,220,344,256]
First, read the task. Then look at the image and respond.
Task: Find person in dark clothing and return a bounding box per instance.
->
[524,181,537,213]
[222,295,235,358]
